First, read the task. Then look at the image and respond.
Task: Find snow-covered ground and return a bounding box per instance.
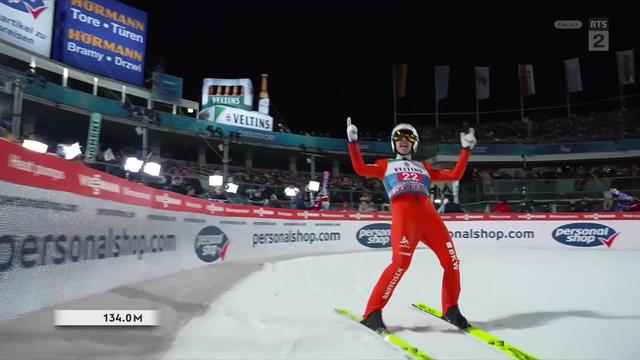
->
[164,247,640,359]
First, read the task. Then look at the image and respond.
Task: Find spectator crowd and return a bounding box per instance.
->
[275,109,640,144]
[4,104,640,214]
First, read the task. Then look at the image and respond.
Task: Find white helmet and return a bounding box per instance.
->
[390,123,419,154]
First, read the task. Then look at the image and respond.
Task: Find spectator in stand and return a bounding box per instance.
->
[0,126,16,142]
[247,187,266,205]
[187,186,198,197]
[602,197,614,212]
[266,194,281,208]
[358,195,376,212]
[146,176,166,190]
[269,194,282,208]
[430,186,441,200]
[574,199,591,212]
[358,199,371,212]
[291,192,307,210]
[339,200,352,211]
[494,199,512,213]
[438,196,466,214]
[206,186,227,201]
[313,193,331,211]
[167,176,187,195]
[442,184,453,198]
[470,168,480,182]
[568,201,578,212]
[520,198,535,213]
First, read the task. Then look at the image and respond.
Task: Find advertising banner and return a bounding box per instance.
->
[1,140,639,321]
[201,78,253,111]
[152,72,183,104]
[52,0,147,86]
[201,105,274,132]
[0,0,54,56]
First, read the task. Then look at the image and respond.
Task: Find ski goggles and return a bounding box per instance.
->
[392,129,418,143]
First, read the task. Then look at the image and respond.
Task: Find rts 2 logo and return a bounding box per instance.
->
[1,0,49,19]
[552,223,620,248]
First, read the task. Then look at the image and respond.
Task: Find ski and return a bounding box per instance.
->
[411,303,538,360]
[335,308,435,360]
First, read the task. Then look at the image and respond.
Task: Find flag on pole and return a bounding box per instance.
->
[564,58,583,93]
[394,64,408,98]
[518,64,536,96]
[616,49,636,85]
[434,66,450,101]
[474,66,490,100]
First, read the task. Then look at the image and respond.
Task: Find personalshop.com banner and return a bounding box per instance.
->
[0,139,386,319]
[441,214,640,250]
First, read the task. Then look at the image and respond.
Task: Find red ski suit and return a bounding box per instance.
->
[348,143,471,318]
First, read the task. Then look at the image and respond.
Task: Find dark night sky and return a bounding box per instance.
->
[121,2,639,136]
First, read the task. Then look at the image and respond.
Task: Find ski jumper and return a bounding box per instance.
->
[348,143,471,318]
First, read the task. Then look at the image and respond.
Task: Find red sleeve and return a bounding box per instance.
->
[424,149,471,182]
[348,142,386,179]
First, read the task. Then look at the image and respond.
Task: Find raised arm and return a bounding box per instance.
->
[424,149,471,182]
[349,142,385,179]
[424,128,476,182]
[346,117,385,179]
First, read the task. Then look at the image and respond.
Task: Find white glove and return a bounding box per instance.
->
[346,117,358,142]
[460,128,477,150]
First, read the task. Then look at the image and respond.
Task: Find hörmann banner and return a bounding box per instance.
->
[52,0,147,85]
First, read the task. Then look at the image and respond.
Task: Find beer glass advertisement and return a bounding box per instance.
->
[52,0,148,86]
[201,78,253,111]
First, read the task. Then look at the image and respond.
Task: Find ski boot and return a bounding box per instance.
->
[361,310,387,333]
[443,305,471,330]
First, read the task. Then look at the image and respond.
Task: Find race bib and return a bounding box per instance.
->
[382,159,431,200]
